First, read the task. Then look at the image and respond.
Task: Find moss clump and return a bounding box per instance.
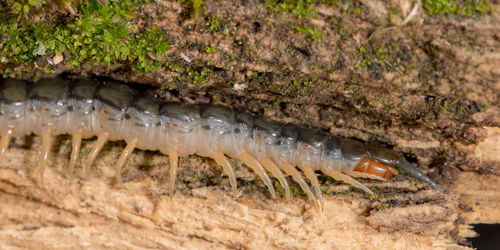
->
[4,0,78,21]
[423,0,491,17]
[186,66,213,84]
[293,25,323,41]
[178,0,205,18]
[205,16,220,32]
[0,0,170,75]
[204,45,217,54]
[266,0,319,18]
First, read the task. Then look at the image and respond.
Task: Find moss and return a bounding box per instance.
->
[186,66,213,84]
[265,0,340,18]
[423,0,491,17]
[0,0,170,76]
[204,45,217,54]
[293,25,323,41]
[178,0,205,18]
[266,0,318,18]
[205,16,220,33]
[5,0,78,22]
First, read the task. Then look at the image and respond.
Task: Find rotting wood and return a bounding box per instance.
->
[0,0,499,248]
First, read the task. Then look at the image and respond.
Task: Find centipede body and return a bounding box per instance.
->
[0,76,442,202]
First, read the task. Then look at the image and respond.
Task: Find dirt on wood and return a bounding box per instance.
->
[0,0,499,249]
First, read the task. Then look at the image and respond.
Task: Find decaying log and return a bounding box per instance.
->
[0,0,499,248]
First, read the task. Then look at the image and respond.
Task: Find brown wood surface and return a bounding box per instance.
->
[0,0,499,248]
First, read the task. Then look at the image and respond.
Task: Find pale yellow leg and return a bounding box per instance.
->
[0,129,13,162]
[299,165,323,203]
[210,151,237,193]
[388,166,399,175]
[115,137,139,182]
[259,157,291,200]
[323,169,373,195]
[347,171,387,181]
[279,162,315,201]
[84,132,109,176]
[68,128,83,174]
[168,149,179,195]
[237,152,276,199]
[39,128,53,184]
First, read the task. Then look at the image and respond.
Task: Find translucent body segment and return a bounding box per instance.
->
[237,152,276,198]
[68,128,83,173]
[0,80,30,136]
[115,137,139,181]
[320,137,342,172]
[28,78,70,136]
[274,123,300,167]
[0,129,13,162]
[197,105,234,157]
[68,79,99,138]
[248,118,283,160]
[124,93,161,151]
[168,149,179,195]
[339,138,366,172]
[210,151,238,193]
[279,162,315,200]
[158,103,200,157]
[85,132,109,175]
[322,168,373,195]
[259,157,291,200]
[94,81,138,141]
[296,128,328,171]
[226,117,252,159]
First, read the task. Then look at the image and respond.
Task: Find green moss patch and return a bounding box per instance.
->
[423,0,491,17]
[0,0,170,76]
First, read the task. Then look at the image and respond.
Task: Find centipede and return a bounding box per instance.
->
[0,76,442,202]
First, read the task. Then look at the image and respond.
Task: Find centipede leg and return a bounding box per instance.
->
[115,137,139,182]
[259,157,291,200]
[347,171,387,181]
[168,149,179,196]
[279,162,315,201]
[323,169,373,195]
[299,165,323,204]
[210,151,238,194]
[0,128,13,162]
[84,132,109,176]
[238,152,276,199]
[68,128,83,174]
[39,128,53,184]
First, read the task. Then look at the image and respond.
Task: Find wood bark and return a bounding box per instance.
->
[0,0,499,249]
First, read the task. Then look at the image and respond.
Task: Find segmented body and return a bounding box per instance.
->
[0,77,441,201]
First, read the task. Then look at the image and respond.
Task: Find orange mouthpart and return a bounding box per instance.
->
[353,157,398,179]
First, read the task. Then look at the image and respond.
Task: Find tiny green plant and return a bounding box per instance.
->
[423,0,491,17]
[293,25,323,41]
[0,0,170,75]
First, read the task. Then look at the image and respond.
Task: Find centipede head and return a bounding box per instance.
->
[365,143,404,166]
[365,143,443,191]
